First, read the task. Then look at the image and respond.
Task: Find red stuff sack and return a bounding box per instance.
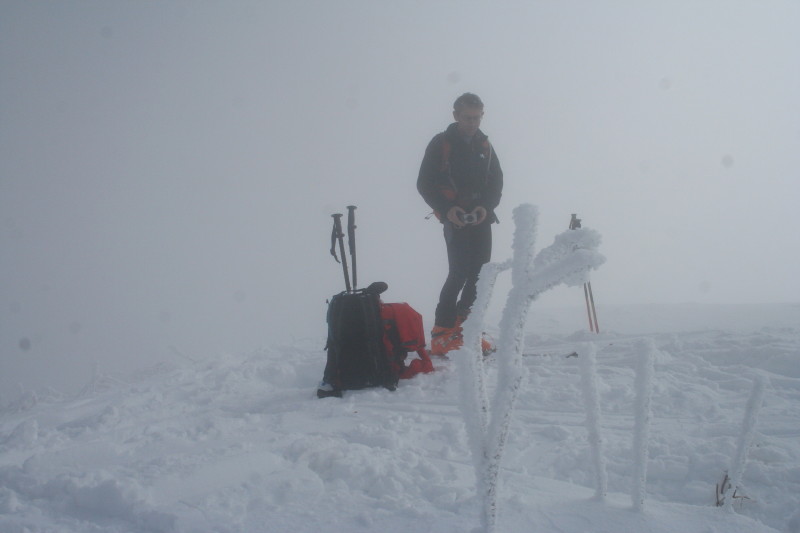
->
[380,302,434,379]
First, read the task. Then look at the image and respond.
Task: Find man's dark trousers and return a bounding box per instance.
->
[434,220,492,328]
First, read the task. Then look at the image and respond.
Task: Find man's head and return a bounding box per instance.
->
[453,92,484,138]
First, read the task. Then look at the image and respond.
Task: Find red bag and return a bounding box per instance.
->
[380,302,434,379]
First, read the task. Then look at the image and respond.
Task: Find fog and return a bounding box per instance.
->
[2,1,799,396]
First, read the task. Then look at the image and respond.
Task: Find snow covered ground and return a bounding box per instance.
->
[1,302,798,533]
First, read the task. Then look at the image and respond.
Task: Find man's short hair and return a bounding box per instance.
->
[453,93,484,112]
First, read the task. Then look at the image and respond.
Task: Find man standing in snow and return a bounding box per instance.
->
[417,93,503,355]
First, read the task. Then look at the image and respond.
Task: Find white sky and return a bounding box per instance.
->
[2,1,799,395]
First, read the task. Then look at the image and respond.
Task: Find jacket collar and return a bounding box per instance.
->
[445,122,487,145]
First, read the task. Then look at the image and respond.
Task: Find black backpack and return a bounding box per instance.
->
[318,207,404,398]
[318,284,400,398]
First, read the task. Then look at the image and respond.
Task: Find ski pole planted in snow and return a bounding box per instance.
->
[570,214,600,333]
[586,282,599,332]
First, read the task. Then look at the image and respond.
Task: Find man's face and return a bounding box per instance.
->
[453,106,484,137]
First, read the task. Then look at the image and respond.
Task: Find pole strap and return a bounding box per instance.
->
[330,215,343,263]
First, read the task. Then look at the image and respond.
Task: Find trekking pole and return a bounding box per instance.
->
[347,205,357,290]
[583,284,594,332]
[587,280,599,333]
[569,214,600,333]
[330,213,352,292]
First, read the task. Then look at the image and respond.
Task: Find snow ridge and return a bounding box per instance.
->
[1,305,797,532]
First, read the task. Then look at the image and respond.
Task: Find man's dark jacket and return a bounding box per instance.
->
[417,122,503,222]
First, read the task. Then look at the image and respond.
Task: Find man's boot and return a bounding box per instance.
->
[430,325,463,356]
[454,315,496,356]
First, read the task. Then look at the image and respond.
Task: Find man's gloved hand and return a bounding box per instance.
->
[446,206,488,227]
[446,206,467,228]
[472,206,488,225]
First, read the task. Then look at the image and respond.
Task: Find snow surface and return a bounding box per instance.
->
[2,303,799,532]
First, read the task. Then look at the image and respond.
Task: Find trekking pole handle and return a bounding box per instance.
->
[330,213,344,261]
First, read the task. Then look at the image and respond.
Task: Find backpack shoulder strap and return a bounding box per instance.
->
[483,139,493,183]
[440,137,451,172]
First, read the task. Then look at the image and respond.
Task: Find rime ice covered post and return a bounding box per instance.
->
[578,342,608,500]
[483,204,540,532]
[460,260,512,431]
[458,259,511,513]
[631,338,656,511]
[723,374,766,513]
[457,204,605,533]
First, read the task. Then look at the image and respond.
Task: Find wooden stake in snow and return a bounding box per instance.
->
[722,374,766,513]
[578,342,608,500]
[631,338,655,511]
